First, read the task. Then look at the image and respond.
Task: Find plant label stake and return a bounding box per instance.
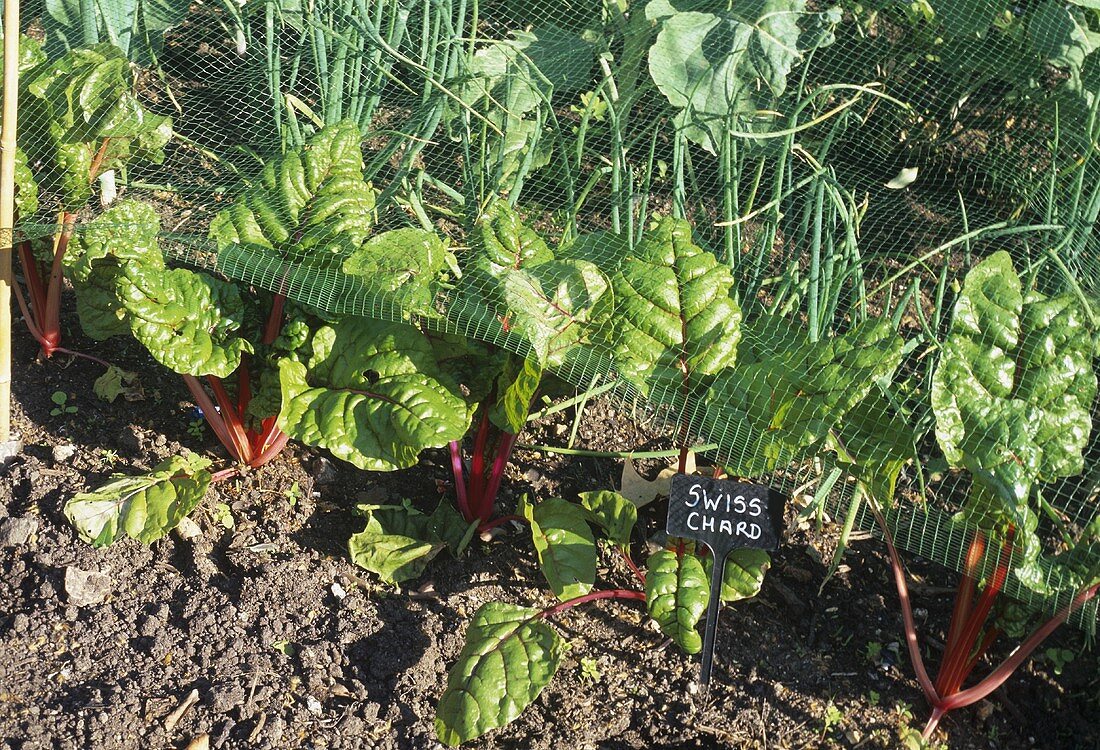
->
[666,473,786,686]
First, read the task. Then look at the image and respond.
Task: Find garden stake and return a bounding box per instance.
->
[0,0,18,446]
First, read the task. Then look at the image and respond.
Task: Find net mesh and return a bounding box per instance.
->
[6,0,1100,632]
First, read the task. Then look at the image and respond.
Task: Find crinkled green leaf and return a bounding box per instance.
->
[14,148,38,218]
[22,44,171,209]
[471,202,553,278]
[609,217,740,398]
[64,454,211,547]
[210,120,375,257]
[578,490,637,547]
[706,318,904,475]
[500,258,613,366]
[278,319,472,471]
[645,549,709,653]
[119,265,252,378]
[67,200,165,340]
[525,498,597,601]
[349,503,442,585]
[436,601,566,746]
[465,205,612,366]
[932,251,1096,516]
[342,227,458,315]
[704,548,771,602]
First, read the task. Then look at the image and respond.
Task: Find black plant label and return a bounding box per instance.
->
[666,473,787,685]
[666,474,785,558]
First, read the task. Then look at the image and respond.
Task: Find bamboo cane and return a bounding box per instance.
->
[0,0,20,447]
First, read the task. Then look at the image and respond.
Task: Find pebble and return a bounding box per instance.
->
[0,516,39,546]
[64,566,112,606]
[312,457,338,485]
[51,444,78,463]
[175,517,203,540]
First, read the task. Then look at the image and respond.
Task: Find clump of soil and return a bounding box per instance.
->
[1,323,1097,750]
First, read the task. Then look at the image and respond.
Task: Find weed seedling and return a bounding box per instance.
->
[50,391,77,416]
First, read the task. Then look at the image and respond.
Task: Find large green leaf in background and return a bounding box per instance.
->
[705,318,904,475]
[458,24,595,189]
[932,250,1096,515]
[522,497,597,601]
[43,0,191,65]
[278,319,472,471]
[647,0,839,150]
[64,454,212,547]
[210,120,376,258]
[119,264,253,378]
[645,549,709,653]
[436,602,566,746]
[607,217,740,399]
[65,200,165,340]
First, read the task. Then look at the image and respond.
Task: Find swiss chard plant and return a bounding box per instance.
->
[14,40,172,361]
[863,251,1099,740]
[346,202,614,580]
[63,121,472,545]
[433,487,770,746]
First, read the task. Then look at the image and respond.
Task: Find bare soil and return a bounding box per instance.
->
[1,315,1097,750]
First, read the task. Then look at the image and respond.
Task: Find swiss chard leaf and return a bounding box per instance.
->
[21,43,172,209]
[834,389,914,507]
[119,264,253,378]
[278,319,472,471]
[524,497,597,601]
[348,500,479,585]
[66,200,165,340]
[209,120,376,258]
[487,354,544,434]
[704,548,771,602]
[932,251,1096,520]
[436,602,566,746]
[342,227,459,316]
[705,318,904,475]
[608,217,741,399]
[645,549,709,653]
[578,490,637,548]
[64,454,212,547]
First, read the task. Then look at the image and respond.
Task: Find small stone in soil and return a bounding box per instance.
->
[51,444,78,463]
[0,516,39,546]
[0,439,22,467]
[64,566,112,606]
[311,457,338,485]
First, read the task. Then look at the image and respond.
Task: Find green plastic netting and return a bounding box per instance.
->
[6,0,1100,632]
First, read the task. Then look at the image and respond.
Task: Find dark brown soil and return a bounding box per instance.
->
[1,314,1097,750]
